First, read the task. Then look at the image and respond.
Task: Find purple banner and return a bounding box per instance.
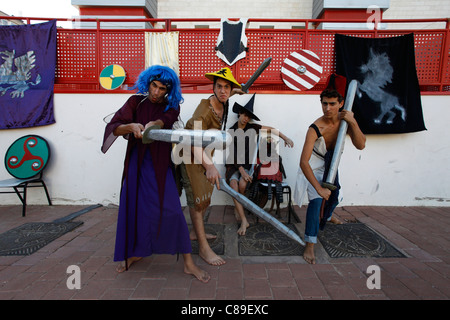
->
[0,20,56,129]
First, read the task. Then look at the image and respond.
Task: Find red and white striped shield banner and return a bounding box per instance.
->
[281,50,323,91]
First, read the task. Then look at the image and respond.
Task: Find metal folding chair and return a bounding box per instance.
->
[247,133,297,223]
[253,181,295,223]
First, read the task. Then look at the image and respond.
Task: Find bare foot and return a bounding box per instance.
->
[116,257,142,273]
[234,209,241,222]
[199,246,226,266]
[190,230,217,241]
[237,220,250,236]
[184,264,211,283]
[329,215,343,225]
[303,243,315,265]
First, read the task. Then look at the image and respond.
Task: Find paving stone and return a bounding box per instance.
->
[0,204,448,300]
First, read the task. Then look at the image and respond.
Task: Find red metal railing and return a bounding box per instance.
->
[3,17,450,94]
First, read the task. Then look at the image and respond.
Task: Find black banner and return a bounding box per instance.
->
[335,33,426,134]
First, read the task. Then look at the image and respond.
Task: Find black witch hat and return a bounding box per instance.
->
[232,94,260,121]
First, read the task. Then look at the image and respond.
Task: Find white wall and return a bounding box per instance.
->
[0,93,449,207]
[158,0,313,19]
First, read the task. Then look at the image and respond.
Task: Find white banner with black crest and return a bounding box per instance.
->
[215,19,248,66]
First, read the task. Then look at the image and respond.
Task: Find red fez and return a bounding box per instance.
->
[325,73,347,98]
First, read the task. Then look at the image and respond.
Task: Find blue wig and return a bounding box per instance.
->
[132,65,183,111]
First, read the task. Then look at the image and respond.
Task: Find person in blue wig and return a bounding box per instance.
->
[101,65,210,282]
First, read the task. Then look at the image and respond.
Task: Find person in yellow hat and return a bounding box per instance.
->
[179,67,243,266]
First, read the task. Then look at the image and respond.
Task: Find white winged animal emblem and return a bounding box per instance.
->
[0,49,41,98]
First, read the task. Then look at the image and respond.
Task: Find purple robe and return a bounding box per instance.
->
[101,95,191,261]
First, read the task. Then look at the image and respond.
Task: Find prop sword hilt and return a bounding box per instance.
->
[141,124,162,144]
[322,182,338,191]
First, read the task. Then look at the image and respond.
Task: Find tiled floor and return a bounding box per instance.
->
[0,204,449,300]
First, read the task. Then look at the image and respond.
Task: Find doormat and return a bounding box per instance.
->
[190,224,224,255]
[0,221,83,256]
[318,223,406,258]
[238,223,304,256]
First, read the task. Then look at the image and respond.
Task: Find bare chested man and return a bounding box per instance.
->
[297,88,366,264]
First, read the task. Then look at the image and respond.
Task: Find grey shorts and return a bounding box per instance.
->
[229,168,250,182]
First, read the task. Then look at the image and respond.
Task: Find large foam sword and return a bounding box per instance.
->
[319,80,358,225]
[241,57,272,93]
[142,58,304,246]
[322,79,358,191]
[219,179,305,245]
[142,57,273,146]
[142,125,304,245]
[225,57,305,246]
[142,124,231,148]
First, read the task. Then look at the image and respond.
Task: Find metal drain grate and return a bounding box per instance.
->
[318,223,405,258]
[0,221,83,256]
[238,223,303,256]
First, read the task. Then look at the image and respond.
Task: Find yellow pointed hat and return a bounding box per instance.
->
[205,67,241,88]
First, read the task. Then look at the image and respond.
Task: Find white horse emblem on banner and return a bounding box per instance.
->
[356,48,406,124]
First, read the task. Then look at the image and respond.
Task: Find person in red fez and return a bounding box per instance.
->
[294,74,366,264]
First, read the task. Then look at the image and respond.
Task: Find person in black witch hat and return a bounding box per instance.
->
[225,94,294,236]
[294,74,366,264]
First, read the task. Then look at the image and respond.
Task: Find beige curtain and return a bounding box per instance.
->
[144,31,179,74]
